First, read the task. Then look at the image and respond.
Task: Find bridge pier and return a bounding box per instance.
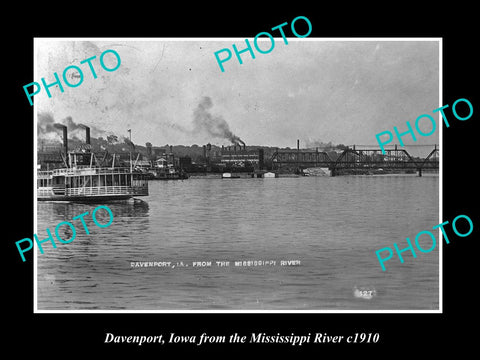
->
[418,168,422,177]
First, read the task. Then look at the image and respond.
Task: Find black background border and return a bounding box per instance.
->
[6,5,478,355]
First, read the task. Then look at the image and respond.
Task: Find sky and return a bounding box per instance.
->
[35,38,440,155]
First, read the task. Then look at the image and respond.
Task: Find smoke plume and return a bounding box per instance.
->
[192,96,245,145]
[37,112,106,142]
[37,112,62,142]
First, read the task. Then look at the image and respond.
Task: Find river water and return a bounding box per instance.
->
[36,174,439,311]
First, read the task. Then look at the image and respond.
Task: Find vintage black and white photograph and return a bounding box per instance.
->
[34,38,440,311]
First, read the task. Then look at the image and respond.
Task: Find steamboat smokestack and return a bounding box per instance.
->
[63,127,68,154]
[85,127,90,144]
[79,124,90,145]
[54,123,68,166]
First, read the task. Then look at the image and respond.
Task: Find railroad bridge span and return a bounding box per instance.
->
[271,144,439,176]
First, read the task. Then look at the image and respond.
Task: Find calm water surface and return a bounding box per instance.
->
[37,175,439,310]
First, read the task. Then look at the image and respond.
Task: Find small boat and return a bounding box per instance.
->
[263,172,277,178]
[37,151,149,201]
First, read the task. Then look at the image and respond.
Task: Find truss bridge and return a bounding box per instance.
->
[271,144,439,176]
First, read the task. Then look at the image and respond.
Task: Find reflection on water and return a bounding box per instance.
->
[37,176,439,311]
[39,199,150,219]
